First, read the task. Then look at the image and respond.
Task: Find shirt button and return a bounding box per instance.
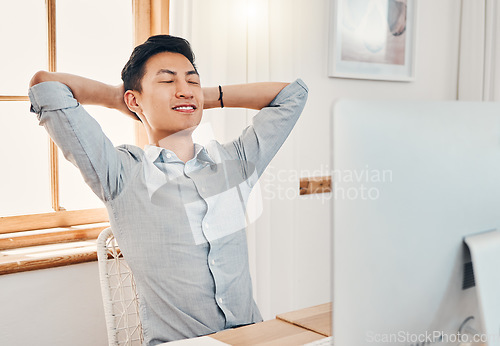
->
[218,297,223,304]
[166,153,172,159]
[204,222,209,229]
[211,259,215,265]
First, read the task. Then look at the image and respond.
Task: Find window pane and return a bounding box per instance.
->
[0,1,47,95]
[56,0,135,210]
[0,102,52,216]
[58,106,136,210]
[56,0,133,85]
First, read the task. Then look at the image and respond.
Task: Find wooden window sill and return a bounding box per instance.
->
[0,223,109,276]
[0,240,99,275]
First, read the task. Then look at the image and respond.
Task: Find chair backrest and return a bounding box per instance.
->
[97,227,143,346]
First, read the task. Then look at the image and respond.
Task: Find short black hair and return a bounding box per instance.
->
[121,35,197,93]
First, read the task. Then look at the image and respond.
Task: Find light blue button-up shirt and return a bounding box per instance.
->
[29,79,308,345]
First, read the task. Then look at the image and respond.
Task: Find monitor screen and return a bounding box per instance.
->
[331,99,500,345]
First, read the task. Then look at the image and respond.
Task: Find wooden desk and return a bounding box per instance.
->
[276,302,332,337]
[210,318,325,345]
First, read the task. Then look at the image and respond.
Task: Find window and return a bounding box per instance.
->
[0,0,51,217]
[0,0,168,270]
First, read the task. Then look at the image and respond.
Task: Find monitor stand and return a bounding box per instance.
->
[464,229,500,346]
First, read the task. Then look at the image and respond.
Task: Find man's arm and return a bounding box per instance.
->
[220,79,309,179]
[30,72,288,114]
[28,72,134,201]
[30,71,136,119]
[203,83,289,110]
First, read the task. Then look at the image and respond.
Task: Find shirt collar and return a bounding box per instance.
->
[193,143,216,165]
[144,144,164,163]
[144,143,215,165]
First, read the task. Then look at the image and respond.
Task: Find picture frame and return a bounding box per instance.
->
[328,0,417,82]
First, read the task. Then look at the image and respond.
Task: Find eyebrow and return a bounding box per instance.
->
[156,69,199,76]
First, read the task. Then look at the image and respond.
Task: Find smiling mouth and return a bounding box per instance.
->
[173,105,197,112]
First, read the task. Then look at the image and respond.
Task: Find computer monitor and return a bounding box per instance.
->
[331,99,500,345]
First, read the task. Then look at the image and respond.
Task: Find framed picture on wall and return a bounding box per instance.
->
[329,0,417,82]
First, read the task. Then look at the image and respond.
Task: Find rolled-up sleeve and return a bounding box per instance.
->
[224,78,308,177]
[29,81,125,201]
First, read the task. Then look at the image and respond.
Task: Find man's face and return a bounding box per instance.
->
[134,52,203,138]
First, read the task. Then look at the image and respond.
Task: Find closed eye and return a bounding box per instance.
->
[159,80,174,83]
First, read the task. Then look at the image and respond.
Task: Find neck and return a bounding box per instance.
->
[150,129,195,163]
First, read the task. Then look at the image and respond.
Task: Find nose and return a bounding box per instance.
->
[175,80,194,99]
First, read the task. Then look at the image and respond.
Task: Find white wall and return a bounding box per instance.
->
[258,0,462,319]
[0,1,463,345]
[0,262,107,346]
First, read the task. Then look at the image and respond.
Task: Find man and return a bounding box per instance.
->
[29,35,308,345]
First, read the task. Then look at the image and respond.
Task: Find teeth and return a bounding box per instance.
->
[174,106,194,110]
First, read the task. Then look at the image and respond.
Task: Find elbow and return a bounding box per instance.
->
[29,70,51,88]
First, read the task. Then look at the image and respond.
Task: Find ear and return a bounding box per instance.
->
[124,90,143,116]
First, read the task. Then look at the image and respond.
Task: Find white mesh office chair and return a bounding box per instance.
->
[97,227,143,346]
